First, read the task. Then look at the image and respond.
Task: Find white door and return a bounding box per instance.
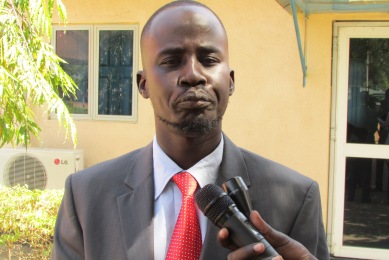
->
[330,22,389,259]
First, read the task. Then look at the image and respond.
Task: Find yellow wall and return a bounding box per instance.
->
[32,0,389,227]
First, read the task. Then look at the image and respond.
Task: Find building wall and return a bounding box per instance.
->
[32,0,389,226]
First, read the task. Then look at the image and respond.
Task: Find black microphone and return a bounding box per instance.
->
[195,184,279,259]
[222,176,253,219]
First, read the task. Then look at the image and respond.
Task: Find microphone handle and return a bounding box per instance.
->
[218,206,279,259]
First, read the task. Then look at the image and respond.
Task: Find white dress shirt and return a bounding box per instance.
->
[153,135,224,260]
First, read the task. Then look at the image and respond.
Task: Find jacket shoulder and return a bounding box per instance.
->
[238,147,315,188]
[68,145,151,195]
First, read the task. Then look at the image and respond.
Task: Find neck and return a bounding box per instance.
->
[156,129,222,170]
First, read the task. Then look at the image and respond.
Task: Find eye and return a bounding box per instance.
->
[200,56,220,67]
[159,56,181,68]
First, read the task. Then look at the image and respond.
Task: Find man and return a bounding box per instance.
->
[51,1,329,259]
[375,89,389,195]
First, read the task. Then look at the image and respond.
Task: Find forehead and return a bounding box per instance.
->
[142,5,227,51]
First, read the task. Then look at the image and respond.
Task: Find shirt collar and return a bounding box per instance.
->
[153,135,224,200]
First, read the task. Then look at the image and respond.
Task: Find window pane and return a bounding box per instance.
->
[347,38,389,145]
[56,30,89,114]
[344,156,389,249]
[98,30,134,116]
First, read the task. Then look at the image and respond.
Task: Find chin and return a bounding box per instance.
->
[158,113,222,136]
[179,116,221,135]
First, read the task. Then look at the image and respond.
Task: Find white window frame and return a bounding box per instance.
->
[52,24,139,122]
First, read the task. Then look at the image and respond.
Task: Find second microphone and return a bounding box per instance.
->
[195,183,279,259]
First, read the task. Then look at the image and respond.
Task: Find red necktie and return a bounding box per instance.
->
[165,172,202,260]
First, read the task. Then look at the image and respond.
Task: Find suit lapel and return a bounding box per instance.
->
[117,143,155,260]
[200,134,250,259]
[215,134,251,186]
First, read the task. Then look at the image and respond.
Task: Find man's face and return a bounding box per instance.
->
[138,6,234,137]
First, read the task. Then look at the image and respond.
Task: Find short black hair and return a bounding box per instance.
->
[141,0,226,43]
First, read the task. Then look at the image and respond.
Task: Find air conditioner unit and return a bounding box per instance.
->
[0,148,84,190]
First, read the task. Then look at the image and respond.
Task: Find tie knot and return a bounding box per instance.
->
[173,172,198,196]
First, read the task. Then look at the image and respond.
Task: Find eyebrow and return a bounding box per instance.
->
[157,47,185,58]
[157,45,223,58]
[197,46,223,55]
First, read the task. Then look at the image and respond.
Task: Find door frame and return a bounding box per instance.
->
[329,21,389,259]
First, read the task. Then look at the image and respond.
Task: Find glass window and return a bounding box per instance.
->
[347,38,389,145]
[55,30,89,114]
[344,156,389,249]
[53,25,138,121]
[98,30,134,116]
[345,37,389,251]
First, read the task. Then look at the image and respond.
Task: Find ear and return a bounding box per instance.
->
[137,70,149,99]
[229,70,235,96]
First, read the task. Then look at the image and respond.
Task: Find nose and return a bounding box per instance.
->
[178,57,206,88]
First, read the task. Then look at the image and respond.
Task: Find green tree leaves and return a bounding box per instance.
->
[0,0,77,147]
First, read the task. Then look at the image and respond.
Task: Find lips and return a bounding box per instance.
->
[175,90,214,110]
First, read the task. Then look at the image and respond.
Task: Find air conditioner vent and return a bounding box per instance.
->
[0,148,83,189]
[4,154,47,190]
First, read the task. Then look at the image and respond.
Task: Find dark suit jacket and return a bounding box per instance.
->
[51,134,329,259]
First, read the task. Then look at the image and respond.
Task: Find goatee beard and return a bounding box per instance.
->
[158,115,222,136]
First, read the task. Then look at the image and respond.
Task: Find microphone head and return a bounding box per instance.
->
[195,184,235,225]
[222,176,253,219]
